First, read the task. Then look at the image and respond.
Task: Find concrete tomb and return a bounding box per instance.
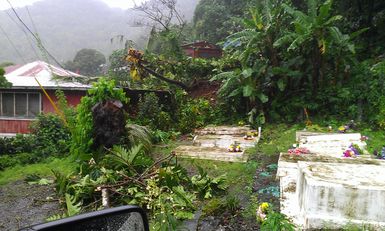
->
[277,132,385,229]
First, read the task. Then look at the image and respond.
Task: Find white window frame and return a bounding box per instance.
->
[0,92,42,120]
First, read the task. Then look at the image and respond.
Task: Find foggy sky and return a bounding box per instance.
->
[0,0,146,10]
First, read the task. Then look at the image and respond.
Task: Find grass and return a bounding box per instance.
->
[0,157,77,186]
[256,124,301,155]
[360,128,385,154]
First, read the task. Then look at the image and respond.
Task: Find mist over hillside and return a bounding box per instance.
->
[0,0,198,64]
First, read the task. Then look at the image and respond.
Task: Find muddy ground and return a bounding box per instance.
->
[0,181,62,231]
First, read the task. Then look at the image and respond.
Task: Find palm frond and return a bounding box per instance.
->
[126,124,152,152]
[110,144,144,168]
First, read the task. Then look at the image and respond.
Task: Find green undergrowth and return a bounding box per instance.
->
[0,157,76,186]
[256,124,301,156]
[360,129,385,154]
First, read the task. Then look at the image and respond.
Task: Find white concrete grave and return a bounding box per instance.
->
[297,161,385,229]
[174,126,260,162]
[277,132,385,229]
[297,132,368,157]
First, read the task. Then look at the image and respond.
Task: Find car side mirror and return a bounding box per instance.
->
[19,205,149,231]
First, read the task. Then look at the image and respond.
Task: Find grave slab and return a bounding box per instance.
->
[194,135,256,149]
[297,161,385,229]
[174,146,246,162]
[278,150,385,229]
[175,126,259,162]
[297,132,368,157]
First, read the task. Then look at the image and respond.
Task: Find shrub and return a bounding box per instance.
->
[178,98,213,133]
[0,135,36,155]
[137,93,173,131]
[0,155,19,170]
[0,153,40,170]
[30,113,71,158]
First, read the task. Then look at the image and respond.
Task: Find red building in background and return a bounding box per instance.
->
[182,41,222,59]
[1,61,89,134]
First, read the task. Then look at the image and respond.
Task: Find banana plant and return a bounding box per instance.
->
[274,0,356,94]
[217,0,290,124]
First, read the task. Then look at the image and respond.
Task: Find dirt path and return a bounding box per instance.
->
[0,181,62,231]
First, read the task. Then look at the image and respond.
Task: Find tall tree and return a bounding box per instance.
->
[193,0,248,43]
[65,48,106,76]
[0,68,12,88]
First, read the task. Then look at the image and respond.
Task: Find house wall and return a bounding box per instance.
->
[0,119,31,134]
[42,90,85,113]
[0,89,86,134]
[183,47,222,58]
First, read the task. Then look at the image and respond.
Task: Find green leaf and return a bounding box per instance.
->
[277,79,286,91]
[350,28,369,40]
[174,211,194,220]
[273,34,294,47]
[229,88,242,97]
[65,193,82,217]
[257,93,269,103]
[318,0,332,21]
[347,44,355,54]
[324,15,342,26]
[243,85,254,97]
[241,68,253,78]
[38,178,54,185]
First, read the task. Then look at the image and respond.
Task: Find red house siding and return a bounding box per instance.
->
[182,41,222,59]
[42,90,85,113]
[0,119,31,134]
[1,89,86,134]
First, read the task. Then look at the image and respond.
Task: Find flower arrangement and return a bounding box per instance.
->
[360,135,369,141]
[243,131,257,140]
[228,142,242,152]
[343,149,355,157]
[338,125,349,133]
[257,202,270,222]
[343,144,360,157]
[288,147,310,155]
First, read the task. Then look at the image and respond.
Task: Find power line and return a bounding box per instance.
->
[25,6,38,33]
[3,9,41,60]
[5,0,64,68]
[0,22,26,63]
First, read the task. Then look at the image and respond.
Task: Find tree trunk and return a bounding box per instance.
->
[141,65,190,90]
[311,40,321,95]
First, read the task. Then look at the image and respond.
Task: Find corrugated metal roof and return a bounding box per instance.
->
[3,61,90,90]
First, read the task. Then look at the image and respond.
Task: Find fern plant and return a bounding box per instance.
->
[65,193,82,217]
[106,144,152,173]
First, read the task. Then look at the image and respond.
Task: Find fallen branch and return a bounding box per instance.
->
[141,65,190,90]
[139,152,175,179]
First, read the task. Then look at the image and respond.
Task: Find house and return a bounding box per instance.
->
[0,61,90,134]
[181,41,222,59]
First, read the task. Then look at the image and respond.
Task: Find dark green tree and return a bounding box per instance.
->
[108,48,129,83]
[193,0,247,43]
[65,48,106,76]
[0,62,14,69]
[0,68,12,88]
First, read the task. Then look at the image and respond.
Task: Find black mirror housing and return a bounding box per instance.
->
[20,205,149,231]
